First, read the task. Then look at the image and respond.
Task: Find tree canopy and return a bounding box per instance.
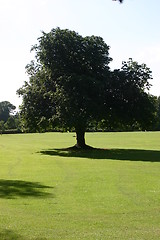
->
[17,28,156,148]
[0,101,16,122]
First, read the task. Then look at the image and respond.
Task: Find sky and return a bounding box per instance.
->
[0,0,160,110]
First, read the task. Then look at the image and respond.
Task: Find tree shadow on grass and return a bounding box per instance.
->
[0,230,47,240]
[40,148,160,162]
[0,230,24,240]
[0,179,54,199]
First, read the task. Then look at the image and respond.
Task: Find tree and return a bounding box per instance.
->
[17,28,156,148]
[0,101,16,122]
[106,59,157,130]
[4,116,17,130]
[156,96,160,130]
[18,28,112,146]
[0,121,5,134]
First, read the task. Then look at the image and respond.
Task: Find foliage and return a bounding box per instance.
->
[18,28,112,135]
[0,121,5,133]
[155,96,160,130]
[17,28,157,147]
[0,102,22,133]
[0,101,16,122]
[107,59,157,130]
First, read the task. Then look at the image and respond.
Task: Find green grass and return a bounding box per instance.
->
[0,132,160,239]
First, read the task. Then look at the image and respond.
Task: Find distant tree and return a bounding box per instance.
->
[156,96,160,130]
[111,59,156,129]
[4,116,17,130]
[18,28,156,148]
[0,101,16,122]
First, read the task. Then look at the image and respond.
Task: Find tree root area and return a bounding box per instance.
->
[67,144,94,151]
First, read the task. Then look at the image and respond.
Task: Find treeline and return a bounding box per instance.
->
[0,97,160,134]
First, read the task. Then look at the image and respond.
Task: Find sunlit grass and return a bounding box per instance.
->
[0,132,160,239]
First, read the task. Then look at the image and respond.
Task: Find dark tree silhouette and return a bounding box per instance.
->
[0,101,16,122]
[17,28,156,149]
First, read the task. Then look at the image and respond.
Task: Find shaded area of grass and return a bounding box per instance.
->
[0,230,47,240]
[0,230,23,240]
[40,148,160,162]
[0,179,53,199]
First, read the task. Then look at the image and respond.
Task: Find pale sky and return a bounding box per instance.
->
[0,0,160,110]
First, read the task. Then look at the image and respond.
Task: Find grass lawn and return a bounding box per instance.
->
[0,131,160,239]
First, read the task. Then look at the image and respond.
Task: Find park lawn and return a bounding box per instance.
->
[0,131,160,239]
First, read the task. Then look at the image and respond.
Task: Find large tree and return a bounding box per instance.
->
[17,28,156,148]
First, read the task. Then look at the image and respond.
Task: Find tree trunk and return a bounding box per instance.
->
[75,130,86,149]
